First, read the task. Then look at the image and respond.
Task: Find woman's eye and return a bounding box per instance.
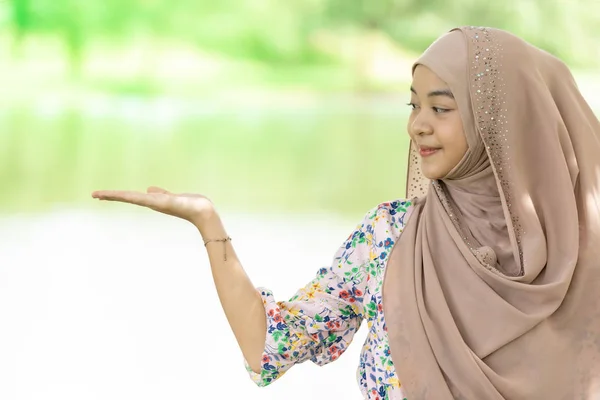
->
[407,102,418,110]
[433,107,449,113]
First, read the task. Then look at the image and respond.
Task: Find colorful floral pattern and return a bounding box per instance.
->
[245,200,413,400]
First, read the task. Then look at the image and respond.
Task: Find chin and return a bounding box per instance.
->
[421,169,444,180]
[420,161,451,180]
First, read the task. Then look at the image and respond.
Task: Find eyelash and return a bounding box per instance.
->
[406,103,449,114]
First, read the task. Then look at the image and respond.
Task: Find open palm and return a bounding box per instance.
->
[91,186,215,225]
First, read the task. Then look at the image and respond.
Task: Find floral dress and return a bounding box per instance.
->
[245,199,414,400]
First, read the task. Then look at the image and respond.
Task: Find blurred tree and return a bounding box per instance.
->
[5,0,600,73]
[8,0,32,56]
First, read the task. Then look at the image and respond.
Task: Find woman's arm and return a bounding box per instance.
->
[245,205,393,387]
[194,211,267,374]
[90,187,399,384]
[91,187,268,372]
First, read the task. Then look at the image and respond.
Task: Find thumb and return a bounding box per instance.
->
[147,186,171,194]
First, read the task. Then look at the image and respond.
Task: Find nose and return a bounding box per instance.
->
[409,111,433,137]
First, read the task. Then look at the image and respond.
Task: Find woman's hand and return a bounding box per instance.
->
[91,186,216,227]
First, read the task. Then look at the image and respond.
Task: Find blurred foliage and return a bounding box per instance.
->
[5,0,600,69]
[1,1,599,217]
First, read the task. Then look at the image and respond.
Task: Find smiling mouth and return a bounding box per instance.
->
[418,147,441,157]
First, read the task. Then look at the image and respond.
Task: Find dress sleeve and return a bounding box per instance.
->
[245,206,380,387]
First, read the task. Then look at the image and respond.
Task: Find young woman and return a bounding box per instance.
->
[92,26,600,399]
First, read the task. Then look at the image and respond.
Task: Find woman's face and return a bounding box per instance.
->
[407,65,468,180]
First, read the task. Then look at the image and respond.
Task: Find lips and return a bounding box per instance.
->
[418,145,441,157]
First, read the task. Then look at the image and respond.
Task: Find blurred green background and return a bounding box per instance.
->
[2,0,600,217]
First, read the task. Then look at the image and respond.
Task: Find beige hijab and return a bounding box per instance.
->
[383,26,600,399]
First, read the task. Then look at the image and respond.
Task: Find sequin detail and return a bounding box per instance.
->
[407,140,429,200]
[464,26,524,276]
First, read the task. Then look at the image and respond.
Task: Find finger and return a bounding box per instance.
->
[92,190,160,208]
[147,186,170,194]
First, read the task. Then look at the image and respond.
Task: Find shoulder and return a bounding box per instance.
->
[366,198,413,224]
[359,198,414,236]
[374,199,413,217]
[342,199,414,247]
[350,199,414,265]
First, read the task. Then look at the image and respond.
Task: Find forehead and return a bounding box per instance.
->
[411,65,450,90]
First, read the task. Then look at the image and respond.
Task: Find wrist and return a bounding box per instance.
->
[192,208,225,238]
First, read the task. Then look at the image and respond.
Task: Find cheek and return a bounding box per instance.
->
[446,132,468,157]
[439,120,467,154]
[437,128,468,167]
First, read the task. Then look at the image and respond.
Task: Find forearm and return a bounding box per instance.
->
[195,211,267,374]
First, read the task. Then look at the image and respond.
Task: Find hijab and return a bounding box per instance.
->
[383,26,600,399]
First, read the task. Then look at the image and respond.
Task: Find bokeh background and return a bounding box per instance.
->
[1,1,599,399]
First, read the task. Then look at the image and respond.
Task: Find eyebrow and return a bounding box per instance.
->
[410,86,455,99]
